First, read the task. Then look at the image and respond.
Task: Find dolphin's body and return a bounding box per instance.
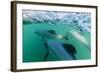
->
[35,29,68,40]
[35,30,76,60]
[47,40,75,60]
[69,31,90,49]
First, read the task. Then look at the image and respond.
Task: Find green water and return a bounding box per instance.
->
[23,23,91,62]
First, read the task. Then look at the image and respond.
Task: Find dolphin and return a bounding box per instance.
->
[35,29,68,40]
[68,31,90,50]
[35,29,76,60]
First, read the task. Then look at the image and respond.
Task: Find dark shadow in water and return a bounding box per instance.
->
[62,44,76,60]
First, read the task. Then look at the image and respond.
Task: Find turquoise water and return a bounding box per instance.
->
[23,23,90,62]
[23,10,91,62]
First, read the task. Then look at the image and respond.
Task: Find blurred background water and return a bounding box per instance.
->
[23,10,91,62]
